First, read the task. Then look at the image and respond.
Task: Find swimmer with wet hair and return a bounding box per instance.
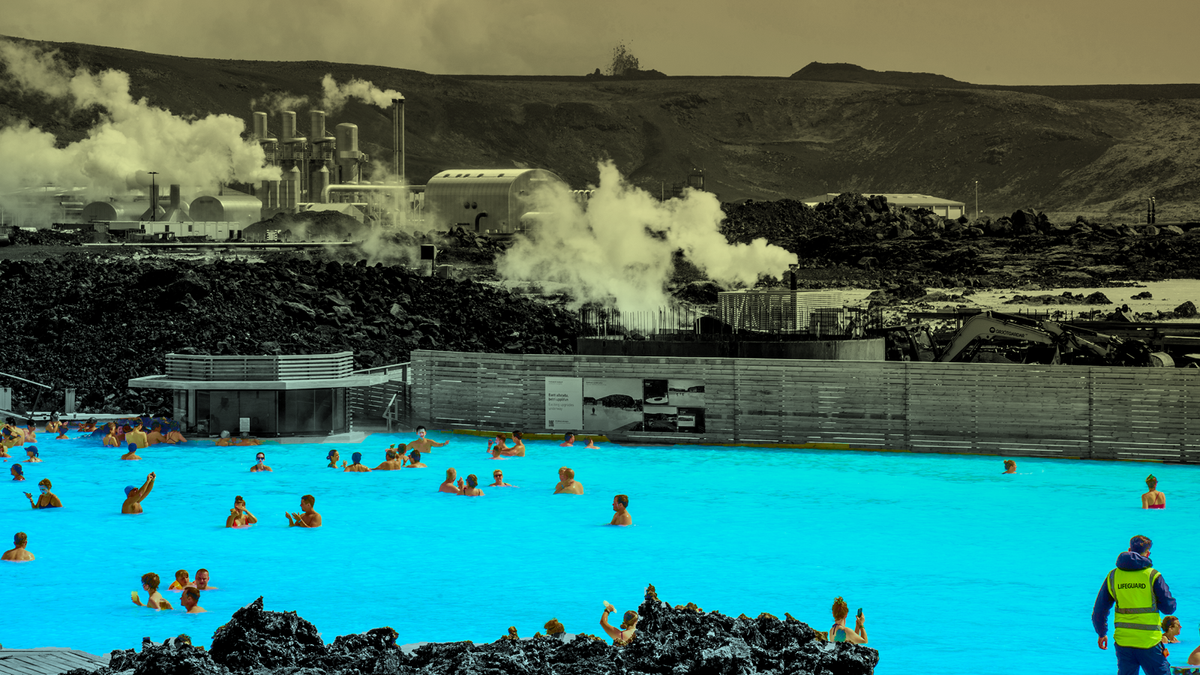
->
[342,452,370,472]
[326,449,340,468]
[2,531,34,561]
[192,568,216,590]
[408,426,448,454]
[554,467,584,495]
[10,464,25,481]
[250,452,272,472]
[457,473,485,496]
[165,423,187,444]
[24,478,62,509]
[121,473,156,514]
[167,569,190,590]
[440,468,462,494]
[132,572,172,609]
[585,437,600,449]
[121,442,142,461]
[102,425,119,447]
[373,448,405,471]
[487,433,510,457]
[226,496,257,527]
[1003,460,1016,474]
[500,430,526,457]
[405,449,426,468]
[560,432,576,447]
[286,494,322,528]
[146,423,166,446]
[1142,474,1166,509]
[181,586,206,613]
[23,421,37,444]
[609,494,631,526]
[125,422,147,449]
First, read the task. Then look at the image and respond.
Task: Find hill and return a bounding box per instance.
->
[2,37,1200,219]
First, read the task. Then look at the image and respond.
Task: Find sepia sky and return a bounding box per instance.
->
[4,0,1199,85]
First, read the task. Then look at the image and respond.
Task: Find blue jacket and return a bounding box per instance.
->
[1092,551,1176,636]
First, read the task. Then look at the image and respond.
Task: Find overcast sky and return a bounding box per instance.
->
[4,0,1199,85]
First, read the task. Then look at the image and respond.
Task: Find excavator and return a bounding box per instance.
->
[935,311,1173,366]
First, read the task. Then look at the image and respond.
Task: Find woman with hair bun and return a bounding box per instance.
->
[1142,474,1166,509]
[600,601,638,646]
[457,474,485,496]
[829,597,868,644]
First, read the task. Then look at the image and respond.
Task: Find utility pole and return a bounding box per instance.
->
[974,180,979,221]
[149,171,158,222]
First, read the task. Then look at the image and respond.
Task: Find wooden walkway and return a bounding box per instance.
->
[0,649,109,675]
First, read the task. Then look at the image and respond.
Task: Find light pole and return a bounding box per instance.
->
[148,171,158,221]
[974,180,979,221]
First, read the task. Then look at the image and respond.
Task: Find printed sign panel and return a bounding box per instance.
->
[544,377,583,431]
[582,377,644,432]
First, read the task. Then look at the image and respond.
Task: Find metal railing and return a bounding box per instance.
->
[578,306,883,340]
[164,352,355,382]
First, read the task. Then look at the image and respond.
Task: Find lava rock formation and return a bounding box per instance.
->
[62,590,877,675]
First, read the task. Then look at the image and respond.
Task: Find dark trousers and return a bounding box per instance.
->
[1115,643,1169,675]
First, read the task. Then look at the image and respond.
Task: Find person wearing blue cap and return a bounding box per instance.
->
[121,472,156,514]
[1093,534,1176,675]
[24,446,41,463]
[342,452,370,472]
[120,442,142,461]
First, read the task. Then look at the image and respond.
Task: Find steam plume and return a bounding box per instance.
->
[250,91,309,114]
[497,161,797,311]
[0,40,277,209]
[320,74,403,113]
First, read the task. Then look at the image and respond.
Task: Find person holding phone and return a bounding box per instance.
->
[829,597,868,644]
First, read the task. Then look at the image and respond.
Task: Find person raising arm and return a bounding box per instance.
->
[286,494,322,528]
[24,478,62,509]
[121,473,156,514]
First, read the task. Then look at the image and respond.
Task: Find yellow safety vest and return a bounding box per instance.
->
[1107,567,1163,648]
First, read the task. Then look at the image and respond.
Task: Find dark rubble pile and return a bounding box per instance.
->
[64,591,878,675]
[0,254,582,414]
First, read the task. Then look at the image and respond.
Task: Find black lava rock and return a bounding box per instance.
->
[62,588,877,675]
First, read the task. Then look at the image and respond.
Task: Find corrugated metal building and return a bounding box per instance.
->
[425,169,564,235]
[803,193,966,219]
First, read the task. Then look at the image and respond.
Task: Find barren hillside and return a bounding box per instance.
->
[3,38,1199,219]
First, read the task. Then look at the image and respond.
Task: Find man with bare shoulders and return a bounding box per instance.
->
[342,452,370,472]
[125,422,148,449]
[146,423,167,446]
[1142,474,1166,509]
[2,532,34,561]
[405,449,427,468]
[192,568,217,590]
[181,586,207,613]
[286,494,322,528]
[487,433,510,457]
[122,473,156,514]
[373,449,404,471]
[609,494,632,526]
[440,467,462,494]
[121,442,142,460]
[554,467,584,495]
[408,426,448,454]
[502,430,526,457]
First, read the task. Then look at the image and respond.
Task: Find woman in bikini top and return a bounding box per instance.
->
[600,602,638,646]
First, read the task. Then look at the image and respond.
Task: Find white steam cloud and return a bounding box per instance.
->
[320,74,403,113]
[250,91,309,114]
[0,40,278,209]
[497,161,798,311]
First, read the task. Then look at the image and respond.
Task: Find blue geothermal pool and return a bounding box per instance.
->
[3,431,1199,674]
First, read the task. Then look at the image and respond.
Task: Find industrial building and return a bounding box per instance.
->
[802,193,966,219]
[424,168,565,235]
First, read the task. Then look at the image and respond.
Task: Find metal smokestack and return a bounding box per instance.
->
[310,111,326,145]
[281,111,296,142]
[392,97,405,181]
[253,112,268,141]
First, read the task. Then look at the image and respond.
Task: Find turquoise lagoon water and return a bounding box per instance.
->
[3,432,1199,675]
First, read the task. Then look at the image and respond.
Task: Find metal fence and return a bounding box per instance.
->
[578,306,883,340]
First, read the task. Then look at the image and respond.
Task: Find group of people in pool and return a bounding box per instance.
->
[1003,460,1170,510]
[131,569,216,614]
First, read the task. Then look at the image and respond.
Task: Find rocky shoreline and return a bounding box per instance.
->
[62,588,878,675]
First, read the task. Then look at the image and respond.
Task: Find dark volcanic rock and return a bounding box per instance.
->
[208,597,325,671]
[64,588,877,675]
